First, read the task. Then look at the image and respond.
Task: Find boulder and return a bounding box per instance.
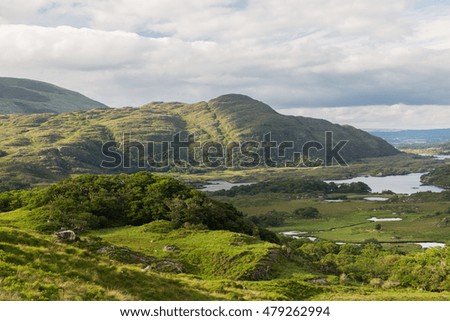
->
[54,230,78,242]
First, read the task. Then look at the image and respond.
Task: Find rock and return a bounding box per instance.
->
[163,245,178,252]
[54,230,78,242]
[97,245,116,255]
[142,265,152,272]
[310,278,329,286]
[97,245,155,265]
[369,278,383,288]
[156,260,184,273]
[141,261,184,274]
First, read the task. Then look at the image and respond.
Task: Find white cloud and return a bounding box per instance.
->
[0,25,151,69]
[278,105,450,130]
[0,0,449,128]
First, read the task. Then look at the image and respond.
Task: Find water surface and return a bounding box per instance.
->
[199,180,254,192]
[325,173,444,194]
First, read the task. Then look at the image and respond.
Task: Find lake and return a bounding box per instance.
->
[364,197,389,201]
[279,231,446,249]
[198,180,254,192]
[199,172,445,194]
[367,217,402,222]
[420,154,450,160]
[433,154,450,160]
[325,173,444,194]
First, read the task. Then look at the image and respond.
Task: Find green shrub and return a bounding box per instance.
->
[19,172,277,242]
[293,207,319,219]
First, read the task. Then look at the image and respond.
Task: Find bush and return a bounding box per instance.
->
[21,172,278,242]
[293,207,319,219]
[248,210,287,227]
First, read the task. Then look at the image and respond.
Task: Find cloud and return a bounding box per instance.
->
[0,0,449,129]
[278,104,450,130]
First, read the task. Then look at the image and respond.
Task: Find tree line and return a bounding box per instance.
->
[213,178,371,196]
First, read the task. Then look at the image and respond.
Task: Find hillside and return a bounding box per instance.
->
[0,173,449,301]
[0,94,399,191]
[0,77,108,114]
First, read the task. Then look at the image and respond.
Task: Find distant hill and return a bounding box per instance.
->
[0,77,108,114]
[0,94,399,190]
[370,128,450,146]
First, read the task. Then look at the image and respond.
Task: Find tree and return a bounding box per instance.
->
[293,207,319,219]
[248,210,286,227]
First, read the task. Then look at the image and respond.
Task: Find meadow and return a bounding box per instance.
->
[212,193,450,245]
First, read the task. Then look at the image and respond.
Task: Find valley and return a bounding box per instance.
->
[0,79,449,301]
[0,164,449,301]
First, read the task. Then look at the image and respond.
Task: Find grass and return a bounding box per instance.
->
[0,168,449,301]
[92,221,283,280]
[1,205,449,300]
[212,193,450,244]
[0,226,210,300]
[0,225,298,300]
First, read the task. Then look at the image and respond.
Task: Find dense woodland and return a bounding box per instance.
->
[0,172,278,242]
[213,178,371,196]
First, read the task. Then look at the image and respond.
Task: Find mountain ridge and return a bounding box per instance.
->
[0,89,399,191]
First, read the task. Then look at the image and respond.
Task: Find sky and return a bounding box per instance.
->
[1,0,450,129]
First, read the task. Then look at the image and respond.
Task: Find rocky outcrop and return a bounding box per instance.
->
[54,230,78,242]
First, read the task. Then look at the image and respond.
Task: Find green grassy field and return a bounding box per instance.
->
[212,192,450,245]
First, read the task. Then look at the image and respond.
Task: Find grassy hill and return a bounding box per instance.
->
[1,172,449,301]
[170,94,399,159]
[0,77,108,114]
[0,94,399,191]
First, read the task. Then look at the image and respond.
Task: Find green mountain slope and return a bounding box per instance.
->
[0,77,108,114]
[0,94,399,190]
[202,94,399,159]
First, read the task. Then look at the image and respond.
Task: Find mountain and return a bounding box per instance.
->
[0,94,399,191]
[369,128,450,146]
[202,94,399,159]
[0,77,108,114]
